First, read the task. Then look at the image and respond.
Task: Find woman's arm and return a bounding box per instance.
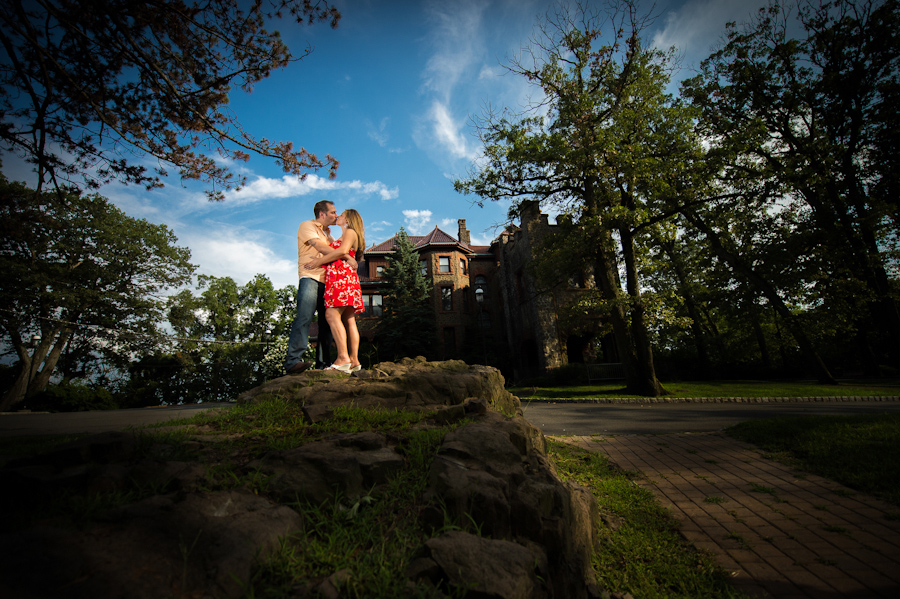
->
[305,230,358,270]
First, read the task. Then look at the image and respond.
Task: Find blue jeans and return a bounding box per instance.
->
[284,278,332,370]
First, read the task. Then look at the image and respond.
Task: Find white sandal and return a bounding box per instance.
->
[327,363,352,372]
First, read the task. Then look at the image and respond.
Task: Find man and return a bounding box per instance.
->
[284,200,356,373]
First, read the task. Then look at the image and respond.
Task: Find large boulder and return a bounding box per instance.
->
[237,357,520,415]
[248,431,406,505]
[0,360,601,599]
[0,490,301,599]
[418,410,599,599]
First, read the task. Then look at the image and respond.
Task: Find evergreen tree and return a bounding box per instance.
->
[375,228,437,361]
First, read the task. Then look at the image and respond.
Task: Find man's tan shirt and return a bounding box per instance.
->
[297,220,330,283]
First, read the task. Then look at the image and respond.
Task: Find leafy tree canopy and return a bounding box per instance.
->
[0,176,195,410]
[0,0,341,199]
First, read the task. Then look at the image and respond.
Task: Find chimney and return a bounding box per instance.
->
[458,219,471,246]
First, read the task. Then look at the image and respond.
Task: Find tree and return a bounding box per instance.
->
[0,177,195,411]
[0,0,340,200]
[456,1,700,396]
[681,0,900,374]
[163,273,296,402]
[375,228,437,361]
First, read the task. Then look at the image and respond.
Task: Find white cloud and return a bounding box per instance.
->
[366,117,390,147]
[651,0,760,70]
[429,101,477,161]
[403,209,433,235]
[224,174,399,205]
[182,225,297,289]
[422,0,487,101]
[367,219,394,234]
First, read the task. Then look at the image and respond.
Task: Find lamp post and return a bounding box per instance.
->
[27,333,41,397]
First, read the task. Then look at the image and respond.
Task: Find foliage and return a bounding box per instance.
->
[549,440,748,598]
[0,177,195,411]
[153,274,299,403]
[23,380,119,412]
[727,413,900,506]
[455,1,701,396]
[0,0,340,200]
[259,336,315,380]
[374,228,437,361]
[680,0,900,378]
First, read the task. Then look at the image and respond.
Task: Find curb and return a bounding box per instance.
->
[519,395,900,404]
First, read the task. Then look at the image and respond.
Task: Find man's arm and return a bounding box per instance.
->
[307,238,358,269]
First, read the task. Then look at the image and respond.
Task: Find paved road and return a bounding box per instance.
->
[521,400,900,435]
[3,399,900,438]
[0,403,232,437]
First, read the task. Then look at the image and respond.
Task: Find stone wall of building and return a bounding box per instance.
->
[497,201,565,379]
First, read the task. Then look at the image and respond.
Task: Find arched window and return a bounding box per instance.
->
[474,275,487,305]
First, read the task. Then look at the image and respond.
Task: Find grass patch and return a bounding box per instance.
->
[4,398,468,598]
[726,413,900,506]
[749,483,777,495]
[548,440,750,599]
[247,426,456,598]
[510,379,900,399]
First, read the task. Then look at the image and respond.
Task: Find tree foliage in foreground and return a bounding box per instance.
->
[0,0,340,199]
[456,2,701,396]
[680,0,900,377]
[147,274,297,404]
[375,228,437,362]
[0,177,195,411]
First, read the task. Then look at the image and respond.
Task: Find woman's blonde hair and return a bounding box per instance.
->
[343,209,365,260]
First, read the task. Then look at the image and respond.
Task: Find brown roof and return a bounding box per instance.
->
[366,226,475,254]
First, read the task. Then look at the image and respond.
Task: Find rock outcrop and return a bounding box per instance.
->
[0,359,602,599]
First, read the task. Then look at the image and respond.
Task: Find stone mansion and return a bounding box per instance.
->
[352,203,616,381]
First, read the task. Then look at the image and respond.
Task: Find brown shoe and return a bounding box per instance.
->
[286,361,313,374]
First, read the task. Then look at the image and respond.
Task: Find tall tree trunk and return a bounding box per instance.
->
[1,363,31,412]
[0,326,74,411]
[683,209,837,384]
[750,309,772,371]
[619,227,666,396]
[660,240,712,374]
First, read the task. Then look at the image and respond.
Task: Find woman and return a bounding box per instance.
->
[304,209,365,371]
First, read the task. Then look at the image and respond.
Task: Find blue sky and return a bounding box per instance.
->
[12,0,763,291]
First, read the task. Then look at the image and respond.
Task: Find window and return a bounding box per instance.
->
[459,259,468,275]
[439,256,451,273]
[364,294,382,317]
[441,286,453,311]
[474,275,487,305]
[420,259,428,276]
[375,265,384,278]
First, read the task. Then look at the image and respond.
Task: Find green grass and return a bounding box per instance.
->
[246,426,458,599]
[726,413,900,506]
[511,379,900,399]
[548,440,750,599]
[19,397,898,597]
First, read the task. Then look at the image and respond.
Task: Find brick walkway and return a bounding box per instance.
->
[562,433,900,599]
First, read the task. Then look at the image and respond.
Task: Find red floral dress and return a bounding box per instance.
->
[323,239,364,312]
